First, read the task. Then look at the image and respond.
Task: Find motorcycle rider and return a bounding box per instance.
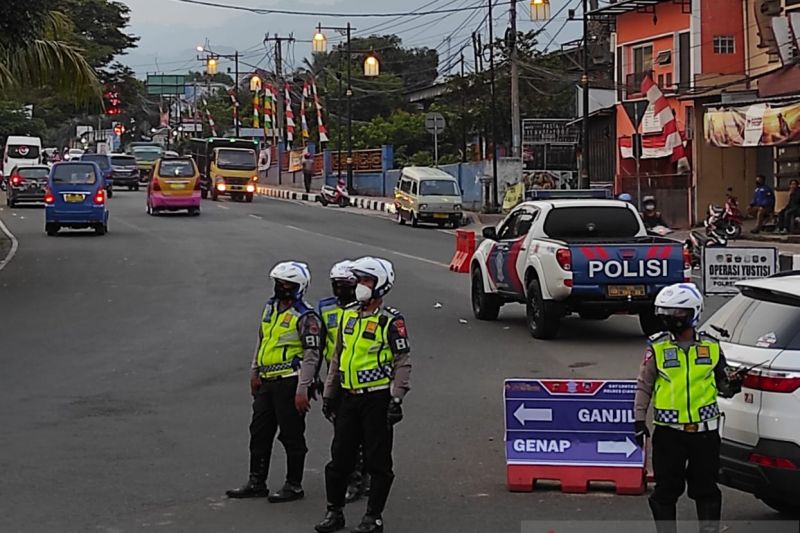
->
[641,195,669,230]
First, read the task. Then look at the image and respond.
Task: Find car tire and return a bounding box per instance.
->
[200,188,208,199]
[761,497,800,517]
[211,191,219,201]
[189,207,200,216]
[133,183,140,191]
[526,279,560,339]
[95,223,106,236]
[7,196,14,208]
[639,308,662,336]
[246,193,254,203]
[471,267,501,320]
[107,189,113,199]
[45,223,58,236]
[396,209,406,225]
[452,218,460,229]
[411,211,419,227]
[146,203,155,216]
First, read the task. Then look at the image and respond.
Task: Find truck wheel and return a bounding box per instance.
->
[526,279,560,339]
[396,209,405,225]
[452,217,460,229]
[201,188,208,199]
[246,193,254,203]
[411,212,419,227]
[639,308,662,336]
[211,190,219,201]
[471,268,501,320]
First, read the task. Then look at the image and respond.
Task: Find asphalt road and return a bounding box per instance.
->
[0,190,786,533]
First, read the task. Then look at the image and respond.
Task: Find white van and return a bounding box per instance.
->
[394,166,463,228]
[3,136,43,176]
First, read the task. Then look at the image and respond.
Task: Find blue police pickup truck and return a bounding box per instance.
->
[470,198,690,339]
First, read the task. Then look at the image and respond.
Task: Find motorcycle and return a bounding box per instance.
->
[704,193,743,240]
[318,178,350,207]
[686,214,728,268]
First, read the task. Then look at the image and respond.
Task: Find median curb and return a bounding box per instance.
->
[256,185,396,215]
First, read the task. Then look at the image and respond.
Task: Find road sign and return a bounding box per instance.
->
[622,100,649,130]
[424,112,446,134]
[504,379,644,468]
[702,246,778,295]
[146,74,188,96]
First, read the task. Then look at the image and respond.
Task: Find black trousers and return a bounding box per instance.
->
[778,207,800,231]
[249,375,307,486]
[303,172,312,193]
[650,426,721,508]
[325,389,394,513]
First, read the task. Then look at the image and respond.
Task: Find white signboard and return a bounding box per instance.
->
[702,246,778,295]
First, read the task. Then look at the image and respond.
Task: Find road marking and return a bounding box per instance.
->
[249,214,263,220]
[0,216,19,273]
[216,204,230,210]
[284,224,450,268]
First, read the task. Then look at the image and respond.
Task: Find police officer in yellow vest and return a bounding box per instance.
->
[315,257,411,533]
[226,261,323,503]
[634,283,742,533]
[319,260,371,503]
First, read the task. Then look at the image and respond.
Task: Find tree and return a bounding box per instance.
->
[54,0,138,69]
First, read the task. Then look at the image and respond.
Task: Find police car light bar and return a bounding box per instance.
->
[526,189,612,201]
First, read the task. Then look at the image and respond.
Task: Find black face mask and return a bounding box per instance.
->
[274,282,297,301]
[332,281,356,306]
[660,315,692,335]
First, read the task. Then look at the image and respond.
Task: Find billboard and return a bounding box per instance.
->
[705,101,800,147]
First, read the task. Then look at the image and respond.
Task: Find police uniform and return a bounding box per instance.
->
[635,331,737,530]
[323,305,411,520]
[319,296,347,363]
[244,298,322,494]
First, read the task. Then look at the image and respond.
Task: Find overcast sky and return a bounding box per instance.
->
[120,0,580,78]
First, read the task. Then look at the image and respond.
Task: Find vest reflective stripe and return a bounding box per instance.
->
[339,309,395,391]
[320,301,344,363]
[256,302,308,379]
[652,337,721,426]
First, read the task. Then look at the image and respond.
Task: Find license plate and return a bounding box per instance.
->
[64,194,85,203]
[607,285,646,298]
[170,183,186,189]
[433,213,449,219]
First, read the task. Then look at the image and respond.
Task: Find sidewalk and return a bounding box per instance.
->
[256,183,397,215]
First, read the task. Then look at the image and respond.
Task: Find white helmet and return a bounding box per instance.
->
[654,283,704,327]
[350,256,395,298]
[269,261,311,297]
[330,260,356,282]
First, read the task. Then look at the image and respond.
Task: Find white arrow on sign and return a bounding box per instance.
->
[596,437,638,458]
[513,404,553,425]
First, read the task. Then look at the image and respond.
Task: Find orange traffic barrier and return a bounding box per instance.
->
[449,230,476,273]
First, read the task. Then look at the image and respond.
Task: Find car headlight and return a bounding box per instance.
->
[419,203,428,211]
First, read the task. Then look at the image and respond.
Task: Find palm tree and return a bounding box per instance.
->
[0,10,100,104]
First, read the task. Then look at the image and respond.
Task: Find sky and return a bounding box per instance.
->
[120,0,581,78]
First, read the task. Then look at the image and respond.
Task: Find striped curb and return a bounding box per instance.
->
[257,185,396,214]
[779,253,800,272]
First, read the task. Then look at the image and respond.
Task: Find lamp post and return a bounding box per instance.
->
[197,44,240,137]
[312,23,379,193]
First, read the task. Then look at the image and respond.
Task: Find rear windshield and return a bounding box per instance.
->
[159,159,195,177]
[704,290,800,350]
[111,156,137,166]
[543,206,641,240]
[7,145,40,159]
[133,149,162,161]
[420,179,459,196]
[81,154,111,169]
[217,149,256,170]
[51,164,97,185]
[18,167,49,179]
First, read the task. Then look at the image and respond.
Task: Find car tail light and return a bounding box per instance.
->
[683,246,692,280]
[93,189,105,205]
[743,370,800,393]
[10,174,22,186]
[44,188,55,205]
[748,453,797,470]
[564,278,573,287]
[194,178,201,190]
[556,249,572,271]
[152,177,161,191]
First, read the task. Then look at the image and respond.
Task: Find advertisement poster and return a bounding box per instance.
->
[288,149,303,173]
[705,101,800,147]
[702,247,778,295]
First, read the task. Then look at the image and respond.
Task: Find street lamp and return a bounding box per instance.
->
[363,55,380,77]
[311,31,327,54]
[530,0,551,21]
[197,44,240,136]
[250,75,262,92]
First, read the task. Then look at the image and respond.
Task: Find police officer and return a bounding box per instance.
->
[634,283,742,533]
[315,257,411,533]
[226,261,323,503]
[318,261,370,503]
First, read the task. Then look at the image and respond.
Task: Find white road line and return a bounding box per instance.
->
[284,224,450,268]
[216,205,230,210]
[249,214,263,220]
[0,215,19,273]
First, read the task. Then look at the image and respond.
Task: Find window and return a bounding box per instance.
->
[419,180,459,196]
[216,149,256,170]
[51,163,97,184]
[543,206,641,240]
[6,145,40,159]
[411,181,418,195]
[777,145,800,190]
[633,45,653,75]
[399,178,412,193]
[17,167,49,179]
[713,36,735,54]
[498,212,522,240]
[81,154,111,170]
[656,50,671,65]
[111,155,137,167]
[678,32,691,89]
[159,159,195,177]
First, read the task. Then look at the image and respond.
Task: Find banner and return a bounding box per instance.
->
[701,246,778,295]
[502,183,525,211]
[705,101,800,147]
[288,149,303,173]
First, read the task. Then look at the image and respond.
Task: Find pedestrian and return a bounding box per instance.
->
[302,151,315,194]
[226,261,323,503]
[776,178,800,234]
[748,174,775,234]
[315,257,411,533]
[634,283,742,533]
[318,260,370,504]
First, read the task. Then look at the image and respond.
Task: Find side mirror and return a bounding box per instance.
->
[482,226,497,240]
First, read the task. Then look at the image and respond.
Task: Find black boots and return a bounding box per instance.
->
[314,505,346,533]
[696,497,722,533]
[352,511,384,533]
[267,482,304,503]
[225,474,268,499]
[648,497,678,533]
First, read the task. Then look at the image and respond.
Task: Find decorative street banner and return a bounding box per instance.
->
[331,148,383,173]
[702,246,778,295]
[504,379,644,468]
[705,101,800,147]
[288,149,303,173]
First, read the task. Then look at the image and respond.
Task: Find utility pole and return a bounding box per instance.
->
[509,0,521,159]
[581,0,591,188]
[264,34,295,184]
[234,50,240,137]
[460,52,467,163]
[346,22,353,194]
[488,0,499,212]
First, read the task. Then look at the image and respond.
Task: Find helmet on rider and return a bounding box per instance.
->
[330,260,357,305]
[617,192,633,203]
[269,261,311,301]
[350,256,395,304]
[642,195,656,212]
[654,283,703,335]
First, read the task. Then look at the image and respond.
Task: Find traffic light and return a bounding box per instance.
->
[104,88,121,116]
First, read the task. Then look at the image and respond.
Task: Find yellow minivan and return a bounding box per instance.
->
[394,166,463,228]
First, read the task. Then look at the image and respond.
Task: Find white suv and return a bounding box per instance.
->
[701,272,800,515]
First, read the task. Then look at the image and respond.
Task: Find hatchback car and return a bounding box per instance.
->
[146,157,201,216]
[5,165,50,206]
[44,162,109,236]
[109,154,140,190]
[701,271,800,515]
[79,153,114,197]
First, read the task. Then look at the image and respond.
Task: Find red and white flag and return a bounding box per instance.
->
[285,83,295,145]
[311,78,329,143]
[300,80,310,140]
[641,74,690,173]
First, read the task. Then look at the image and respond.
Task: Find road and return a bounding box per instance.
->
[0,191,783,533]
